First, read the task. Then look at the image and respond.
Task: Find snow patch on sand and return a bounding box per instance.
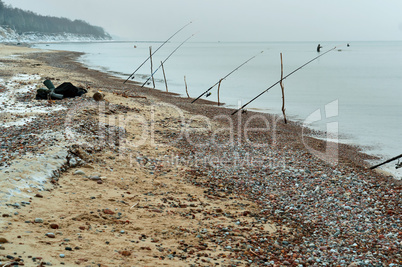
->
[0,74,71,208]
[0,74,66,128]
[0,147,68,201]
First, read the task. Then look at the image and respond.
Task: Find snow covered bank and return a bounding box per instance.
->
[0,25,111,43]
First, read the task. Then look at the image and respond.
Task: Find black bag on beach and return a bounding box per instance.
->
[35,88,50,100]
[36,81,87,100]
[54,82,87,98]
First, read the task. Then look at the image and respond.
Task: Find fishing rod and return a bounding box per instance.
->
[123,21,192,84]
[231,46,337,115]
[141,33,196,87]
[191,51,264,103]
[370,153,402,170]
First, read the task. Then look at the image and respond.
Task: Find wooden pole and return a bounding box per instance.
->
[280,53,287,124]
[161,61,168,92]
[184,76,190,98]
[149,46,155,88]
[217,79,223,106]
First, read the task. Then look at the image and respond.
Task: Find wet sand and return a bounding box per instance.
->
[0,44,401,266]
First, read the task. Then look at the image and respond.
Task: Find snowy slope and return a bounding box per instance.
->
[0,25,111,43]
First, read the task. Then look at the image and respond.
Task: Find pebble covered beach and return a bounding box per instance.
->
[0,44,401,266]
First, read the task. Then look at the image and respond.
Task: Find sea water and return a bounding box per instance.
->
[34,41,402,178]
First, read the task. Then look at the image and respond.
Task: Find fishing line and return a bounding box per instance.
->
[141,33,196,87]
[231,46,338,115]
[191,50,264,103]
[123,21,192,84]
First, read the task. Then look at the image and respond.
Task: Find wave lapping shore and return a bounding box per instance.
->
[0,44,400,266]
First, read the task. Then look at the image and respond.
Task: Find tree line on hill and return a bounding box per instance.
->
[0,0,110,39]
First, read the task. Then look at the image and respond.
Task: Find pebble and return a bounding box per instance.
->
[89,175,101,181]
[50,224,59,229]
[174,111,402,265]
[120,251,131,257]
[69,158,78,167]
[93,91,104,101]
[73,170,86,176]
[45,233,55,238]
[59,254,65,258]
[0,238,8,243]
[103,209,114,215]
[34,218,43,223]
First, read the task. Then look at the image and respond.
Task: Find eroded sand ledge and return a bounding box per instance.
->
[0,44,401,266]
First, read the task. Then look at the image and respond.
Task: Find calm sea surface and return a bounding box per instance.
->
[34,41,402,178]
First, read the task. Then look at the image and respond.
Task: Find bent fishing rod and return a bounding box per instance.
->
[123,21,192,84]
[191,50,264,103]
[370,153,402,170]
[141,33,196,87]
[231,46,337,115]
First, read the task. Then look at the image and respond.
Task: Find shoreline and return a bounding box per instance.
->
[33,40,402,175]
[0,44,401,266]
[40,41,400,180]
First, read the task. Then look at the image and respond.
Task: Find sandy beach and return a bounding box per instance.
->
[0,44,401,266]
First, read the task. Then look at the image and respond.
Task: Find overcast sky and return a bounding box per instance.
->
[3,0,402,42]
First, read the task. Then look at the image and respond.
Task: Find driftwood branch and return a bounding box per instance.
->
[280,53,287,124]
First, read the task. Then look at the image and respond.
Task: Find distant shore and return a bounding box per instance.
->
[0,44,401,266]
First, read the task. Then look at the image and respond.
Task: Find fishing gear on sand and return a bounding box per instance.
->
[123,21,192,84]
[191,51,264,104]
[141,33,196,88]
[231,46,337,115]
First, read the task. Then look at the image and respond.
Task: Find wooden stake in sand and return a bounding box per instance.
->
[280,53,287,124]
[217,78,223,106]
[161,61,168,92]
[184,75,190,98]
[149,46,155,89]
